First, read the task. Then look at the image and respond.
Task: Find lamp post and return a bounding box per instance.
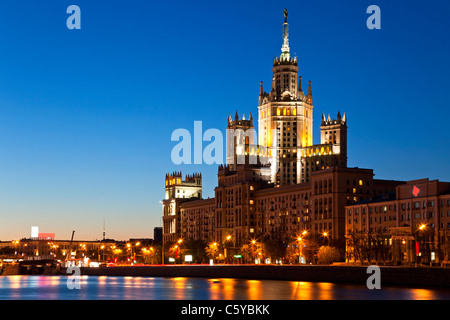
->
[250,239,257,264]
[323,231,329,246]
[415,223,426,267]
[224,235,232,263]
[177,238,183,263]
[297,236,303,264]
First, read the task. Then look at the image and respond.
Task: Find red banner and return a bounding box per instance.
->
[416,242,420,255]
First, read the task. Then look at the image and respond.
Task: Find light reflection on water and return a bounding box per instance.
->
[0,276,449,300]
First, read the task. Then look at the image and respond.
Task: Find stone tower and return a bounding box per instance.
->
[258,9,314,186]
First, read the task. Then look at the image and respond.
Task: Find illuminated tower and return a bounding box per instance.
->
[164,172,202,200]
[300,112,348,182]
[258,9,313,186]
[226,111,255,170]
[162,172,202,243]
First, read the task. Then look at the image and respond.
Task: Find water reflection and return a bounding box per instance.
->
[0,276,448,300]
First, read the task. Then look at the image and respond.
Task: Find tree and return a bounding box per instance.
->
[317,246,341,265]
[240,240,265,263]
[262,237,285,262]
[184,239,208,263]
[285,243,299,264]
[205,242,220,261]
[346,231,364,263]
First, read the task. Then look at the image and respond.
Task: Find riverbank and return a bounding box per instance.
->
[79,265,450,289]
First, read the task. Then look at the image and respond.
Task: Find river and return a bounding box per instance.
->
[0,275,449,300]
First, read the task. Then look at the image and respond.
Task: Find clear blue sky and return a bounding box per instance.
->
[0,0,449,241]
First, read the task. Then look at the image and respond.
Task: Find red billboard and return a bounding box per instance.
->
[38,233,55,240]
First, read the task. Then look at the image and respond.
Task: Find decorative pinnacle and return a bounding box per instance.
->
[280,9,290,59]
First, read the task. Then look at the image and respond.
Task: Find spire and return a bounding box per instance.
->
[342,112,347,123]
[337,110,341,121]
[259,81,264,105]
[321,113,326,125]
[307,80,313,104]
[235,110,239,121]
[249,112,253,125]
[228,112,232,124]
[298,76,303,93]
[280,9,290,59]
[274,9,297,67]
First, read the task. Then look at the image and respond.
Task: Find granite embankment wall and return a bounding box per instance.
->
[80,265,450,288]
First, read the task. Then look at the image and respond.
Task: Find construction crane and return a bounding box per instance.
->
[65,230,75,262]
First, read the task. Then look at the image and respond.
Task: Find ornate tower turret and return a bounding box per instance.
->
[258,9,313,186]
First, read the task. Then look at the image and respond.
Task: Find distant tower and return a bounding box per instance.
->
[164,172,202,200]
[299,112,348,182]
[226,110,255,170]
[320,111,347,167]
[258,9,313,186]
[162,172,203,244]
[103,218,106,240]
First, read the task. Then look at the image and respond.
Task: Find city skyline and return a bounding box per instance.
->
[1,0,450,241]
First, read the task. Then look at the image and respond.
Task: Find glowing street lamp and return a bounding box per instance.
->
[415,223,427,267]
[322,231,329,246]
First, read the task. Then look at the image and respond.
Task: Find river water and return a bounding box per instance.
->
[0,276,449,300]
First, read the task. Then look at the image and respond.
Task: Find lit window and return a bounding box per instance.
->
[359,180,363,186]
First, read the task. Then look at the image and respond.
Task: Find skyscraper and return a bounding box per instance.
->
[258,10,314,186]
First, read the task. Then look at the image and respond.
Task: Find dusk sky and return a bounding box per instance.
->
[0,0,449,241]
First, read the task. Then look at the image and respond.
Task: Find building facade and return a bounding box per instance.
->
[161,10,448,264]
[345,179,450,265]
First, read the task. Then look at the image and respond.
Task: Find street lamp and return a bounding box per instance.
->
[249,239,259,264]
[415,223,427,267]
[296,236,303,264]
[224,235,232,263]
[322,231,329,246]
